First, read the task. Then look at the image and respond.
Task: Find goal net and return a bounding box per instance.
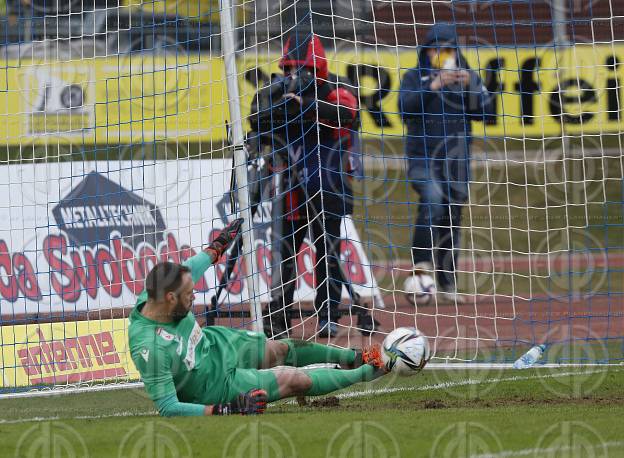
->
[0,0,622,395]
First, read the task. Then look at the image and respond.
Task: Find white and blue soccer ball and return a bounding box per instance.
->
[381,327,430,376]
[403,273,436,305]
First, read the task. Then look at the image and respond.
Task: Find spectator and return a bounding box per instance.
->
[250,26,377,338]
[398,23,494,304]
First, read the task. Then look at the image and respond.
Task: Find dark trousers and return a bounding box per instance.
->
[267,210,343,326]
[411,200,463,290]
[408,156,469,290]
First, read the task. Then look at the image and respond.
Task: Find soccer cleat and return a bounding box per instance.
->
[437,287,469,305]
[263,312,291,339]
[357,312,379,336]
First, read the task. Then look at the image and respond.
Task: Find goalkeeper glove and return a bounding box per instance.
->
[205,218,244,260]
[211,389,268,415]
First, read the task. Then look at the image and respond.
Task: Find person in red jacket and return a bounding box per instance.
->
[250,27,376,338]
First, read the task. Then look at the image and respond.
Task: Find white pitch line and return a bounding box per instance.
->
[0,382,144,400]
[335,367,620,400]
[471,440,624,458]
[0,416,60,425]
[0,411,156,425]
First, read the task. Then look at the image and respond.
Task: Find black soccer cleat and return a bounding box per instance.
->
[357,312,379,336]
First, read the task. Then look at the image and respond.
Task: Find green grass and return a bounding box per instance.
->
[1,367,622,457]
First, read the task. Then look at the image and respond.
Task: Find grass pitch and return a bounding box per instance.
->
[1,366,623,457]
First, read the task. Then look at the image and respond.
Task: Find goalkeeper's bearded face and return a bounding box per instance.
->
[170,273,195,321]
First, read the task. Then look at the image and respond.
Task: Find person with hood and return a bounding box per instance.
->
[250,27,377,338]
[398,23,494,304]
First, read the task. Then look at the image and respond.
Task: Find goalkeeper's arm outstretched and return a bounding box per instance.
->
[128,218,388,416]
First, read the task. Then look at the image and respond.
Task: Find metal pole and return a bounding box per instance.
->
[219,0,264,333]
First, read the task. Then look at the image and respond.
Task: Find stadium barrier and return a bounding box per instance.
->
[0,160,379,317]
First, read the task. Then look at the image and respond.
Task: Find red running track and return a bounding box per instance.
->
[215,292,624,356]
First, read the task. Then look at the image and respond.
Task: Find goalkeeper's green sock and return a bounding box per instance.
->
[283,339,355,367]
[305,365,378,396]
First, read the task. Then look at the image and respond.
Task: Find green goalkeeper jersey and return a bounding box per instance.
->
[129,251,234,416]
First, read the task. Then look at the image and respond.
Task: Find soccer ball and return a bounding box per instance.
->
[381,327,430,375]
[403,274,436,305]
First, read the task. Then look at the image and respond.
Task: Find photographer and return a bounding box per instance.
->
[250,28,375,338]
[399,23,494,304]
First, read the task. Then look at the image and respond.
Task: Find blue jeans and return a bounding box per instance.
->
[407,156,469,289]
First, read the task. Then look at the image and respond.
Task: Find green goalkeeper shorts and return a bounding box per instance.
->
[205,326,267,369]
[225,368,280,403]
[203,326,280,403]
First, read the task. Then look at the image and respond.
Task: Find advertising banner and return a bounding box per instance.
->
[1,44,622,145]
[0,160,380,317]
[1,319,139,389]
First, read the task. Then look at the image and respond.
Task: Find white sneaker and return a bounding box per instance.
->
[437,289,469,305]
[412,262,434,275]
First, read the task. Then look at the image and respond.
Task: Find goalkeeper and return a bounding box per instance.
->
[129,218,386,416]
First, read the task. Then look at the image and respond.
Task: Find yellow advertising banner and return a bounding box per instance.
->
[0,319,138,388]
[1,44,623,145]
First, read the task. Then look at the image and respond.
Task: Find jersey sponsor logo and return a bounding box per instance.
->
[156,327,175,341]
[183,321,203,371]
[156,327,184,355]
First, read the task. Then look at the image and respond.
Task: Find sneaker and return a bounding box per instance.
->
[263,312,290,339]
[412,261,434,275]
[357,313,379,336]
[318,320,339,338]
[437,289,468,305]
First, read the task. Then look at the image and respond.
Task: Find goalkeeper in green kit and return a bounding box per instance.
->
[129,218,387,416]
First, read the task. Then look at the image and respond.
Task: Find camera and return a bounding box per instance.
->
[249,69,316,138]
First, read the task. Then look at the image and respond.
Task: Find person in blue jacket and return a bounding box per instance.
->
[398,23,494,304]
